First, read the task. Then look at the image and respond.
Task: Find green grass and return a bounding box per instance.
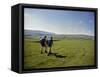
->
[24,38,94,69]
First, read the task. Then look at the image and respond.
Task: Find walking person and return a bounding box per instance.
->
[47,36,54,56]
[40,36,48,54]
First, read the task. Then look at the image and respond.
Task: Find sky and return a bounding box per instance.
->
[24,8,95,36]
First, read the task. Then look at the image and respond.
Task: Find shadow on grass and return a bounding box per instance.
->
[48,52,66,58]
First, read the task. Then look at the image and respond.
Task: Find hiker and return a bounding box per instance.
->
[47,36,53,56]
[40,36,48,54]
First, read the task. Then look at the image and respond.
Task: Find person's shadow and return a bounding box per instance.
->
[48,52,66,58]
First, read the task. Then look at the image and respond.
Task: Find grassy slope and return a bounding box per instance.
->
[24,39,94,69]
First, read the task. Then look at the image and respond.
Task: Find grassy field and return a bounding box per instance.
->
[24,38,94,69]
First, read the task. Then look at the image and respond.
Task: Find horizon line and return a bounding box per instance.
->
[24,29,94,36]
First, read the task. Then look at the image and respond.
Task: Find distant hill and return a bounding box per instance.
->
[24,30,94,40]
[24,30,56,37]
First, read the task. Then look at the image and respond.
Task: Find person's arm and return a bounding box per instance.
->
[45,40,47,47]
[52,40,54,46]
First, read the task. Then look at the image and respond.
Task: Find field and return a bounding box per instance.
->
[24,38,94,69]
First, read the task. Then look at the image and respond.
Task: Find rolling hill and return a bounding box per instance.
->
[24,30,94,40]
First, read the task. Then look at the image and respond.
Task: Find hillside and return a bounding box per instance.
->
[24,30,94,40]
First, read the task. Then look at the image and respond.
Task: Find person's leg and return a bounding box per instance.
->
[49,47,51,54]
[45,46,48,53]
[49,47,52,54]
[48,47,52,56]
[41,46,43,54]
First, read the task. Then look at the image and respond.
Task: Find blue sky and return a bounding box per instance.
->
[24,8,94,36]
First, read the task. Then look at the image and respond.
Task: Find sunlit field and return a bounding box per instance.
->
[24,38,94,69]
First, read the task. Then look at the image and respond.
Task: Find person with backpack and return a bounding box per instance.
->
[40,36,47,54]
